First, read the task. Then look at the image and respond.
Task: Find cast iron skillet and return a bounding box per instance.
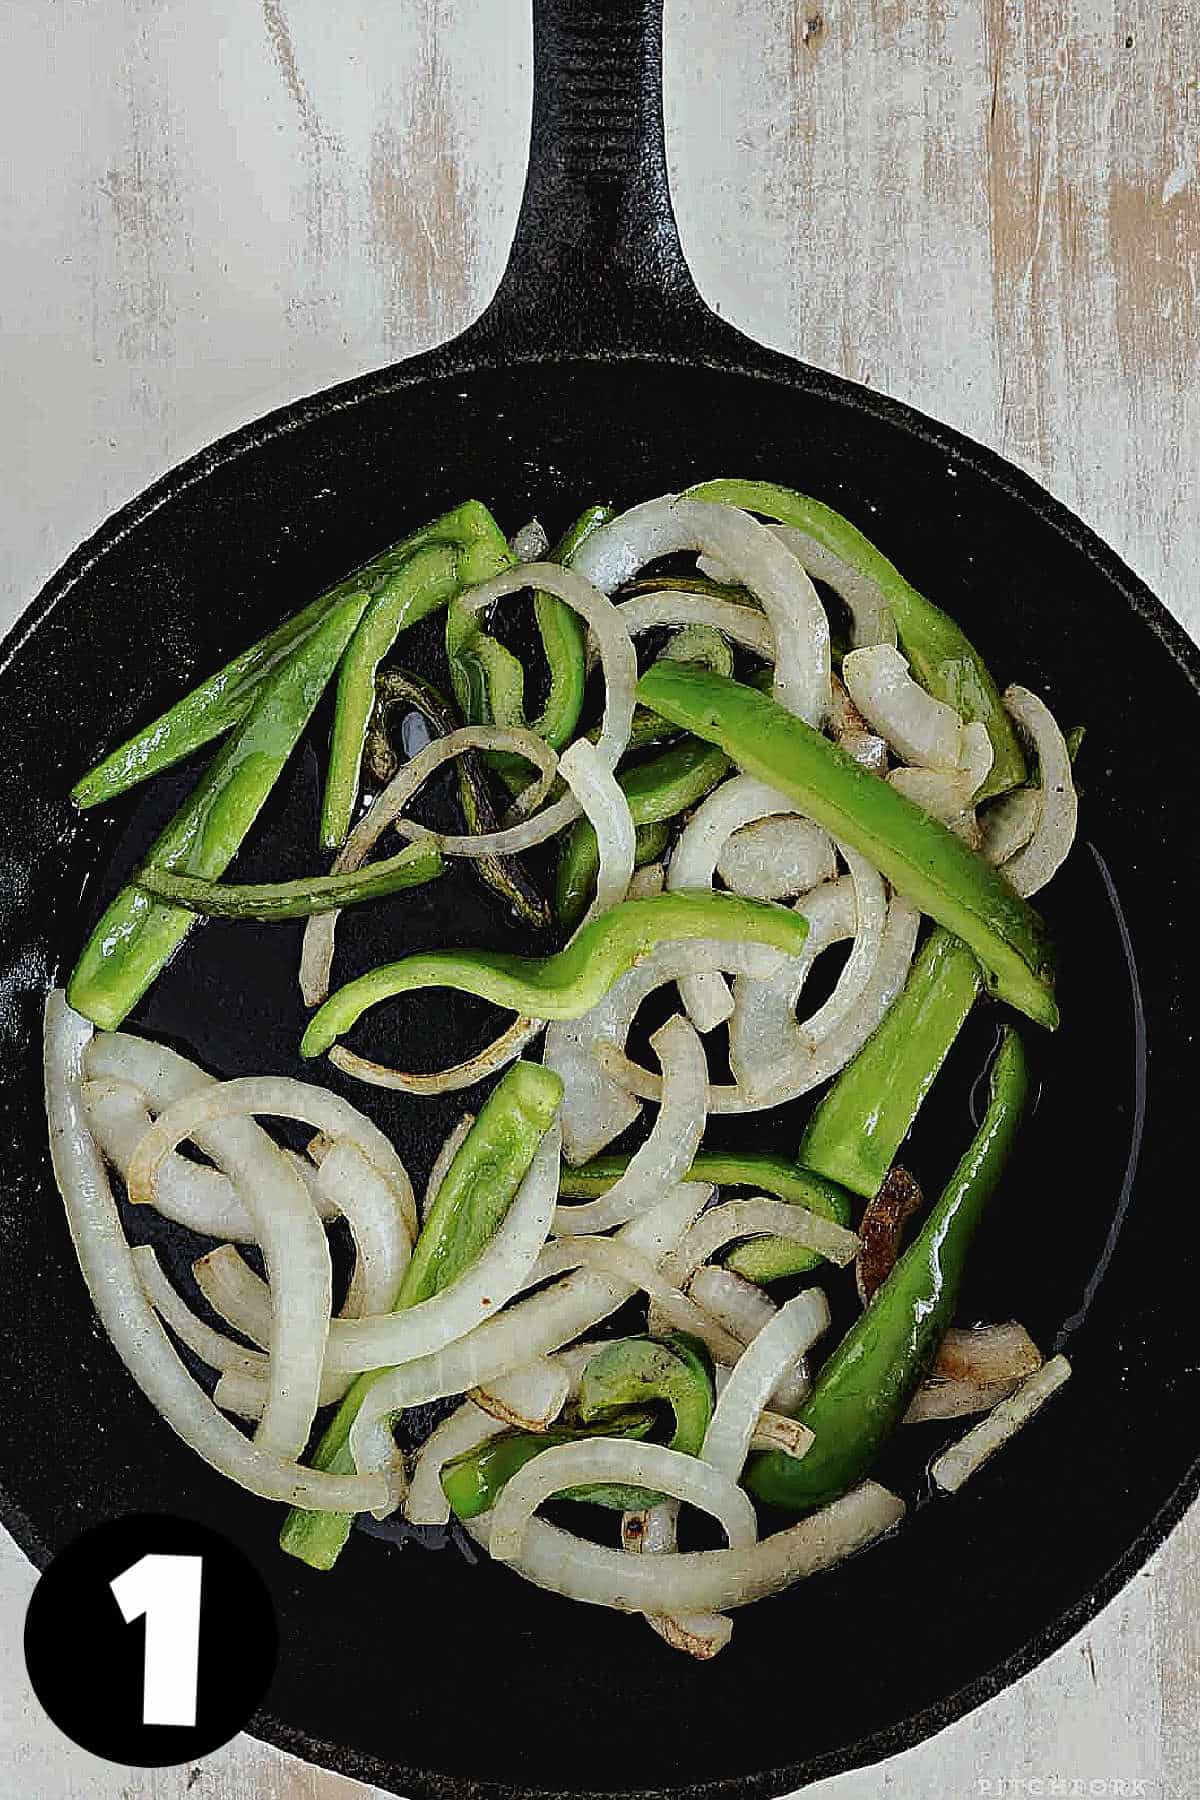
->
[2,2,1197,1794]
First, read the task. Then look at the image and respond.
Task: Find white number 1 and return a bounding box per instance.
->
[110,1554,203,1727]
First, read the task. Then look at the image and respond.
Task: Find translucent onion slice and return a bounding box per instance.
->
[468,1358,572,1432]
[405,1400,508,1526]
[622,1502,733,1660]
[193,1244,272,1346]
[998,686,1078,897]
[422,1113,475,1220]
[932,1355,1072,1492]
[725,877,856,1093]
[798,847,886,1044]
[558,738,636,926]
[666,1197,859,1283]
[521,1237,745,1366]
[887,766,980,844]
[43,993,387,1513]
[828,674,889,772]
[688,1265,777,1344]
[980,787,1041,866]
[125,1085,333,1461]
[488,1439,758,1564]
[905,1376,1024,1424]
[327,1018,546,1098]
[133,1245,265,1377]
[299,724,558,1008]
[603,590,775,664]
[701,522,898,651]
[467,1479,905,1613]
[544,940,786,1163]
[552,1015,706,1235]
[934,1322,1044,1386]
[511,518,549,562]
[317,1139,413,1320]
[346,1183,711,1477]
[842,643,965,768]
[573,496,831,726]
[715,815,836,901]
[668,775,807,1031]
[959,720,995,795]
[322,1122,561,1391]
[701,1290,828,1479]
[211,1364,352,1419]
[727,888,921,1107]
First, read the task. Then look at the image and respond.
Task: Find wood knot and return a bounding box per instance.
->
[801,8,827,50]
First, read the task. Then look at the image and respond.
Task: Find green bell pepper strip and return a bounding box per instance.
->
[131,837,443,920]
[72,500,505,812]
[555,738,732,930]
[447,504,614,792]
[300,891,812,1059]
[636,664,1058,1030]
[364,666,551,933]
[800,929,983,1201]
[67,592,370,1032]
[320,515,515,849]
[279,1059,562,1571]
[686,478,1026,801]
[558,1148,853,1283]
[577,1333,714,1456]
[633,819,671,867]
[441,1408,659,1521]
[745,1027,1030,1512]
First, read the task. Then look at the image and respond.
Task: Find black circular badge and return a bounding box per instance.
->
[24,1514,277,1767]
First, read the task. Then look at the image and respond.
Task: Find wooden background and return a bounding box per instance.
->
[1,1,1196,1794]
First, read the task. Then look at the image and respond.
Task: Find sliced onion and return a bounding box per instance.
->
[688,1265,777,1345]
[345,1182,711,1460]
[701,1290,829,1479]
[325,1122,560,1391]
[905,1376,1024,1424]
[299,724,558,1007]
[621,1503,733,1660]
[468,1479,905,1612]
[468,1358,572,1432]
[574,496,831,726]
[998,686,1078,896]
[603,590,775,664]
[980,787,1041,866]
[886,766,981,847]
[192,1244,271,1346]
[43,994,387,1512]
[212,1364,352,1419]
[328,1017,546,1098]
[666,1197,859,1284]
[842,644,964,768]
[123,1073,416,1243]
[668,775,807,1030]
[798,847,886,1044]
[715,815,836,902]
[126,1086,332,1460]
[317,1139,413,1320]
[83,1038,337,1230]
[544,940,787,1163]
[405,1400,509,1525]
[422,1113,475,1219]
[488,1439,758,1564]
[511,518,549,562]
[933,1322,1044,1385]
[522,1236,745,1366]
[552,1015,706,1235]
[133,1246,265,1377]
[725,877,855,1093]
[558,738,635,926]
[959,721,995,794]
[750,1410,815,1456]
[828,674,889,771]
[703,523,899,651]
[727,887,920,1107]
[931,1355,1072,1492]
[626,861,665,899]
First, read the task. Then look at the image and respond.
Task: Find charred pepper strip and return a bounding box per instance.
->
[132,838,443,920]
[558,1149,852,1282]
[800,929,983,1199]
[555,738,732,930]
[636,665,1057,1029]
[321,509,515,849]
[687,478,1026,800]
[300,891,812,1059]
[365,667,550,932]
[67,593,370,1031]
[280,1059,563,1570]
[73,501,504,812]
[744,1028,1030,1512]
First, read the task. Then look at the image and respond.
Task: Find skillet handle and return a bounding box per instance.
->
[462,0,715,356]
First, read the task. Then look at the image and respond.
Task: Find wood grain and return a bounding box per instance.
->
[1,0,1197,1794]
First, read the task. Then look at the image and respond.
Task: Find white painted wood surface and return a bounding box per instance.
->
[1,1,1197,1794]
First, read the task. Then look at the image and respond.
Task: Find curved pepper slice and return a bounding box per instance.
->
[636,664,1057,1030]
[441,1408,657,1521]
[133,838,443,919]
[744,1027,1030,1512]
[299,890,812,1057]
[686,477,1025,800]
[577,1333,714,1457]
